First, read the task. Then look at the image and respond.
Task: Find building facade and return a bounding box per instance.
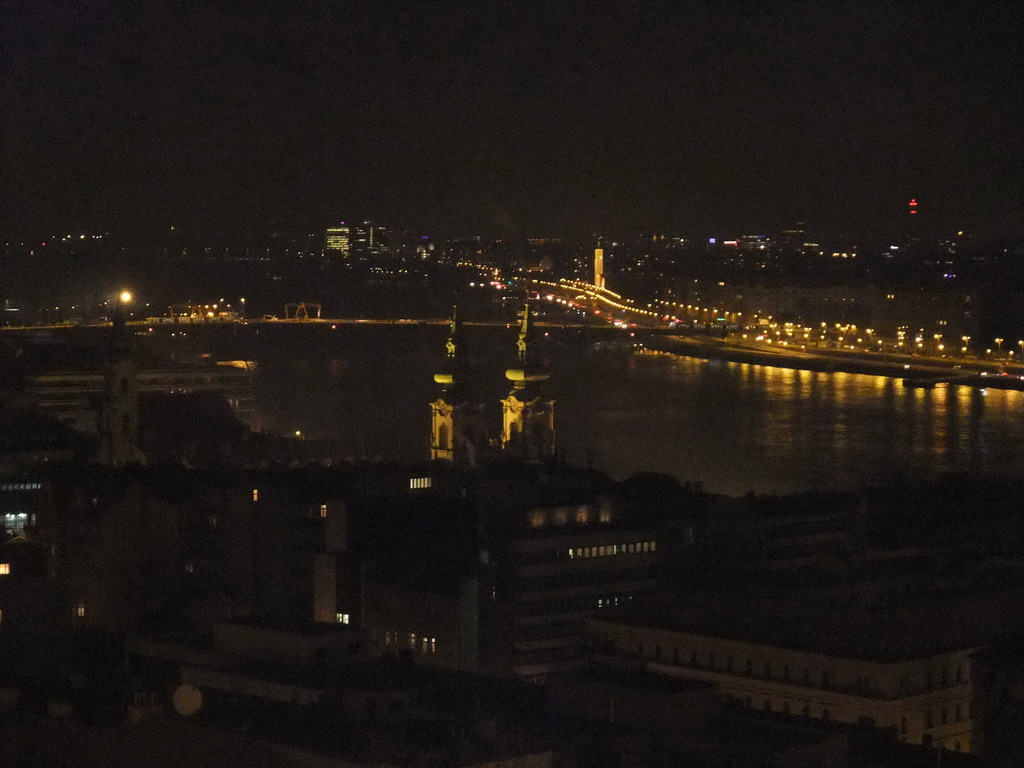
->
[588,619,974,753]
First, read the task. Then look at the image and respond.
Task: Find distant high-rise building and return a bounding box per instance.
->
[594,242,605,289]
[351,221,387,257]
[325,223,351,256]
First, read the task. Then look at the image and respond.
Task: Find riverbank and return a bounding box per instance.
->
[642,334,1024,392]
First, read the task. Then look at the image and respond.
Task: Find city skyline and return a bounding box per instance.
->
[2,2,1021,242]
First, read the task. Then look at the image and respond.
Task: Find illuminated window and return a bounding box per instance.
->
[336,613,350,624]
[430,637,436,654]
[320,504,328,518]
[421,636,429,654]
[0,563,9,575]
[76,602,85,618]
[3,512,29,536]
[408,632,417,648]
[576,507,589,524]
[252,489,259,502]
[650,541,657,552]
[384,631,392,646]
[409,477,432,490]
[0,609,3,623]
[530,511,544,528]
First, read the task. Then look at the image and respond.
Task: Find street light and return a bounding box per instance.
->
[119,290,132,304]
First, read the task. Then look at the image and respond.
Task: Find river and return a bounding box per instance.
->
[243,324,1024,496]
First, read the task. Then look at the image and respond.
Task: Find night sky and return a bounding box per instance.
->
[2,1,1021,240]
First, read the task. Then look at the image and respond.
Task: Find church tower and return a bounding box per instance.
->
[430,303,484,465]
[95,292,145,466]
[501,301,555,461]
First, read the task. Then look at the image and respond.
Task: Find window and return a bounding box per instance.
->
[0,563,9,576]
[320,504,328,518]
[530,511,544,528]
[384,631,392,646]
[336,613,350,624]
[430,638,436,654]
[0,608,3,623]
[76,602,85,618]
[576,508,588,524]
[409,477,432,490]
[252,488,259,502]
[3,513,28,536]
[408,633,417,649]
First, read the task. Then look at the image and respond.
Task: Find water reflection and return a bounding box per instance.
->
[252,326,1024,497]
[575,353,1024,496]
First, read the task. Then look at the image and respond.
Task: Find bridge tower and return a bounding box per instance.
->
[594,239,606,289]
[501,301,555,461]
[429,303,485,465]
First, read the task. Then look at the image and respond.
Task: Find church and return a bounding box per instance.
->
[429,300,555,465]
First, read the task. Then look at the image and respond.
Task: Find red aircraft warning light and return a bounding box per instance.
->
[908,198,919,215]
